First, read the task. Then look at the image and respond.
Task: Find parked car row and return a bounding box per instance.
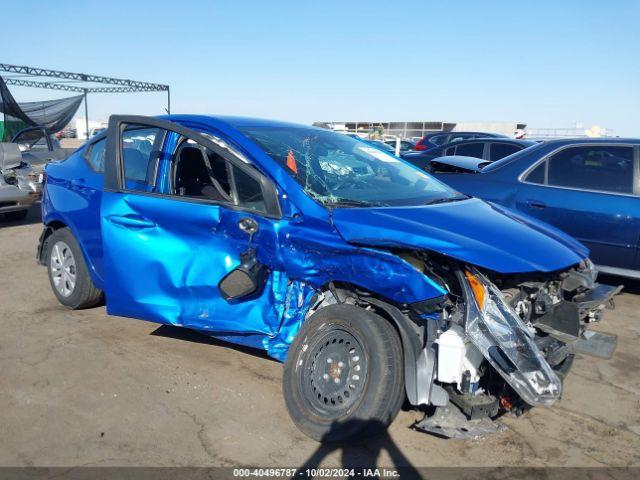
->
[36,114,620,442]
[402,138,536,171]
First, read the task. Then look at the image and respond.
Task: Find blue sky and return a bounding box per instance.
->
[2,0,639,135]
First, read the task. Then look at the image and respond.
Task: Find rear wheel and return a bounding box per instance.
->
[46,227,103,309]
[283,304,404,443]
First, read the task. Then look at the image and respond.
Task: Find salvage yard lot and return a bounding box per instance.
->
[1,207,639,468]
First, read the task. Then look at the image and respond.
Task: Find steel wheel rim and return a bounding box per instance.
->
[299,327,367,418]
[50,241,76,297]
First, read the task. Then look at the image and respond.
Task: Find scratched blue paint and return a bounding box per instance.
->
[42,115,588,361]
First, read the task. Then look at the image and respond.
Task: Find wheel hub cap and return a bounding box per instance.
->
[50,241,76,298]
[300,328,367,416]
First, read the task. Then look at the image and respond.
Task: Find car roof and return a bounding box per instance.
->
[424,131,505,137]
[532,137,640,145]
[440,138,535,147]
[164,114,314,130]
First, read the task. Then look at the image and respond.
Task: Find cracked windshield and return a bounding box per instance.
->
[240,127,462,207]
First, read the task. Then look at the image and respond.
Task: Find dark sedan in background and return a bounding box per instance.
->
[432,138,640,278]
[413,131,507,151]
[403,138,536,171]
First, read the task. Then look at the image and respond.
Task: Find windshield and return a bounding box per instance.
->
[240,126,460,207]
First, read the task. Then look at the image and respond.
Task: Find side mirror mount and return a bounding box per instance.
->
[218,249,268,302]
[238,217,258,240]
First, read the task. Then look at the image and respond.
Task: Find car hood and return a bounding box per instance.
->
[331,198,588,273]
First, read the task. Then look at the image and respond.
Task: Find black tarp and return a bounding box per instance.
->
[0,76,83,141]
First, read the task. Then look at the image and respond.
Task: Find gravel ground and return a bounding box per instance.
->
[0,206,638,468]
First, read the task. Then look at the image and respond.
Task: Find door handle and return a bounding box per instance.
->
[108,214,156,229]
[526,199,546,209]
[71,178,86,187]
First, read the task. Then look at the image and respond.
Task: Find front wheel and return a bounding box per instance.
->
[283,304,404,443]
[46,227,103,309]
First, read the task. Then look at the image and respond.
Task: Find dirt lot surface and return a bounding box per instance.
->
[1,207,639,468]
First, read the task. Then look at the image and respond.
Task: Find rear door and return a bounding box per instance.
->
[101,115,284,334]
[515,144,640,270]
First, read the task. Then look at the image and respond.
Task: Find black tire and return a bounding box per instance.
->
[283,304,404,443]
[45,227,103,309]
[5,209,28,221]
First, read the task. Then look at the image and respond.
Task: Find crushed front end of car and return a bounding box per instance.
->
[0,143,42,215]
[399,252,620,439]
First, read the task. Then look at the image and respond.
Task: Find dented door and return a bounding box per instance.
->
[101,115,283,334]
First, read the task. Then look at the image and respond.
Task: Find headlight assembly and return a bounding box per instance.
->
[460,269,561,406]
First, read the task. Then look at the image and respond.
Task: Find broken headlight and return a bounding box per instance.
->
[461,269,561,406]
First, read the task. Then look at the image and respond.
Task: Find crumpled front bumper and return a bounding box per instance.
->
[0,184,39,213]
[535,282,621,349]
[459,270,621,408]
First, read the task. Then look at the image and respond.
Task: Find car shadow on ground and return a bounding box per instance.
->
[295,419,421,479]
[0,204,42,228]
[150,324,278,362]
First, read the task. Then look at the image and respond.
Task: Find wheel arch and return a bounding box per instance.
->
[38,216,103,290]
[37,220,67,265]
[313,281,443,407]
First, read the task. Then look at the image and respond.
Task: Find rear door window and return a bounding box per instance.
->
[454,142,484,158]
[546,145,635,194]
[525,161,546,184]
[85,139,106,172]
[489,143,521,161]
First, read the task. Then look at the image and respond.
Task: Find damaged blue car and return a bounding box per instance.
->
[38,115,620,441]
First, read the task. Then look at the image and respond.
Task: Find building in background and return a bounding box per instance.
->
[314,121,526,139]
[525,123,614,139]
[314,120,615,140]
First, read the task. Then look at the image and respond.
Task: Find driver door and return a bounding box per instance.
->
[101,115,283,335]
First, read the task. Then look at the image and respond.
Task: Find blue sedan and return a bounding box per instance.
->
[433,138,640,278]
[35,115,619,441]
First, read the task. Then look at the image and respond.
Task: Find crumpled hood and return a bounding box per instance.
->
[331,198,588,273]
